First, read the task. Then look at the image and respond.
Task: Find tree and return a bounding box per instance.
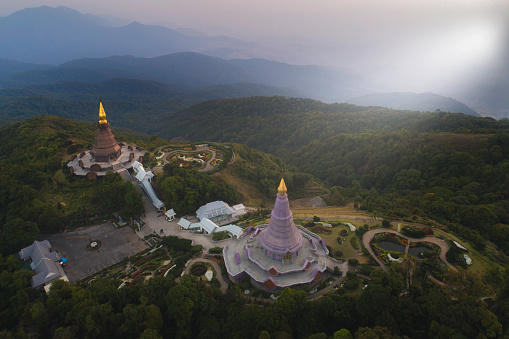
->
[333,329,353,339]
[356,284,389,318]
[0,218,38,254]
[120,304,163,338]
[355,326,393,339]
[29,302,50,337]
[381,220,391,228]
[139,329,163,339]
[37,207,63,233]
[166,277,198,338]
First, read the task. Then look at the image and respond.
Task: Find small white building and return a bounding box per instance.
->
[178,217,243,238]
[232,204,246,217]
[165,209,176,221]
[178,218,192,230]
[178,217,217,234]
[196,201,246,223]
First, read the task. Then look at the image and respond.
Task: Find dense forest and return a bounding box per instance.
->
[1,242,508,338]
[157,97,509,255]
[159,97,509,154]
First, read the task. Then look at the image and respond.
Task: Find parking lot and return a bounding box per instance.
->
[44,222,148,283]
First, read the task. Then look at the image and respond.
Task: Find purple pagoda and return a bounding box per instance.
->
[224,178,332,290]
[259,178,303,261]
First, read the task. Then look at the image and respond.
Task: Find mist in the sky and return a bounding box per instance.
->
[1,0,508,99]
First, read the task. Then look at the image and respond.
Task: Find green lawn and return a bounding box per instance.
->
[298,221,360,261]
[430,228,500,273]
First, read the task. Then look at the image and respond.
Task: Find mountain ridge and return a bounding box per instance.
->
[0,6,267,65]
[346,92,480,117]
[0,52,377,102]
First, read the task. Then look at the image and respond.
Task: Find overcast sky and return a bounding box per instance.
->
[2,0,508,93]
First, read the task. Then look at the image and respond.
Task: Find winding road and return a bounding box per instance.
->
[362,228,458,272]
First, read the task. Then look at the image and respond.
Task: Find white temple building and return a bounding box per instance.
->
[196,201,245,224]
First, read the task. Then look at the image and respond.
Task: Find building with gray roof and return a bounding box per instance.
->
[19,240,67,289]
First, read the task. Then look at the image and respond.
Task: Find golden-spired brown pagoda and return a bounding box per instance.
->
[90,99,122,162]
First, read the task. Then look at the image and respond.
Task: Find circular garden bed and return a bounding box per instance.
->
[191,264,207,276]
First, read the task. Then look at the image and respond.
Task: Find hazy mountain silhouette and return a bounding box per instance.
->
[0,58,51,78]
[346,92,480,117]
[0,6,265,65]
[0,53,376,102]
[0,78,300,104]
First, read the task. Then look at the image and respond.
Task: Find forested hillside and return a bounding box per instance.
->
[346,92,480,117]
[159,97,509,254]
[0,79,299,134]
[1,263,507,338]
[0,116,167,254]
[160,97,508,155]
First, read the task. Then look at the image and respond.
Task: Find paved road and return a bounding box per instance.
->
[184,257,228,293]
[362,228,458,272]
[140,199,218,250]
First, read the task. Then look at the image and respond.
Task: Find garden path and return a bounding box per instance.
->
[362,228,458,272]
[184,257,228,293]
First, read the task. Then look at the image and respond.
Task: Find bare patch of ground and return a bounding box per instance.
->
[290,196,328,209]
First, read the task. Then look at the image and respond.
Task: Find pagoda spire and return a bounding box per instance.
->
[98,97,108,125]
[91,98,121,162]
[259,177,303,259]
[278,178,287,194]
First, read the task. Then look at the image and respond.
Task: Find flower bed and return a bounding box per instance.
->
[311,225,332,235]
[401,225,427,238]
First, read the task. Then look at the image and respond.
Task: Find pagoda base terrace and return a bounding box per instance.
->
[68,145,144,177]
[224,225,330,290]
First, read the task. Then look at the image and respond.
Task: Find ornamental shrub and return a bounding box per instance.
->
[346,271,357,278]
[348,259,359,265]
[360,264,373,275]
[344,279,359,289]
[350,237,359,250]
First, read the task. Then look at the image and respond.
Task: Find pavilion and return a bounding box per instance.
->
[223,178,330,290]
[67,99,145,179]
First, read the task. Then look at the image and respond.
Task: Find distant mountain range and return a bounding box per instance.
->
[1,6,507,118]
[0,53,375,103]
[0,6,268,65]
[0,78,300,105]
[346,92,480,117]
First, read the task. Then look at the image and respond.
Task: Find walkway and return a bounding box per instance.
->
[362,228,458,272]
[184,257,228,293]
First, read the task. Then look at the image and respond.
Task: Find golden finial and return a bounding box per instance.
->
[278,178,287,194]
[98,98,108,125]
